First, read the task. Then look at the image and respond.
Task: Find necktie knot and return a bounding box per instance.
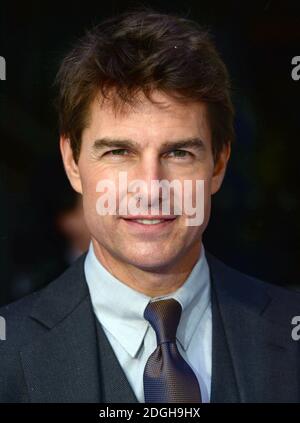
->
[143,298,182,345]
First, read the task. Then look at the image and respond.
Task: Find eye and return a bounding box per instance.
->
[168,150,192,159]
[104,149,129,156]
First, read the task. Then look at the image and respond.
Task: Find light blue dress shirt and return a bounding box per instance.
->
[84,241,212,402]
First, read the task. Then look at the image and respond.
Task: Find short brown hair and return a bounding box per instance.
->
[55,7,234,163]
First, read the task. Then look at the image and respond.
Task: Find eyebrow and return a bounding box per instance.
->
[92,137,206,152]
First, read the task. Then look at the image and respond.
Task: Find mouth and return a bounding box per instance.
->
[120,216,178,233]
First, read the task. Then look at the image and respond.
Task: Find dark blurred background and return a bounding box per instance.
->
[0,0,299,306]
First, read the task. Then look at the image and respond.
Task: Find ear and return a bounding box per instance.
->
[60,136,83,194]
[211,143,231,195]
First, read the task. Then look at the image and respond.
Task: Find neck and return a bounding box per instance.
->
[92,239,202,297]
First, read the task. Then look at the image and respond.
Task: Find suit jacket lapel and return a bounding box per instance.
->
[210,281,240,402]
[206,252,300,403]
[20,296,101,402]
[20,254,102,402]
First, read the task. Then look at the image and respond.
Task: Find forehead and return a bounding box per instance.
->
[83,90,211,146]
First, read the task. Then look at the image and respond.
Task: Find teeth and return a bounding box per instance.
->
[134,219,165,225]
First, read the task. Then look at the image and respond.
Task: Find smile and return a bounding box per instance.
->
[128,219,168,225]
[120,216,177,232]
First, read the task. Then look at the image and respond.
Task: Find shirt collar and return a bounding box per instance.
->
[84,242,210,358]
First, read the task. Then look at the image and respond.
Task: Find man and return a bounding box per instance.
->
[1,8,300,403]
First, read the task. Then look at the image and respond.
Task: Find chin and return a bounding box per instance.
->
[121,251,177,272]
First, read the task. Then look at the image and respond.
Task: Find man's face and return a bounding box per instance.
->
[61,90,229,272]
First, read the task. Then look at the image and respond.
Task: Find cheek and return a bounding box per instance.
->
[80,164,111,204]
[201,162,215,198]
[79,167,121,233]
[79,170,105,226]
[190,167,213,202]
[194,176,212,229]
[82,179,99,215]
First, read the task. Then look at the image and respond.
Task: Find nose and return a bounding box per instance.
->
[130,152,166,212]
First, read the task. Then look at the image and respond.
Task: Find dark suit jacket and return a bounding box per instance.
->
[0,252,300,403]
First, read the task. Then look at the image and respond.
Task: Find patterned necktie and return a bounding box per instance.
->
[143,298,202,403]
